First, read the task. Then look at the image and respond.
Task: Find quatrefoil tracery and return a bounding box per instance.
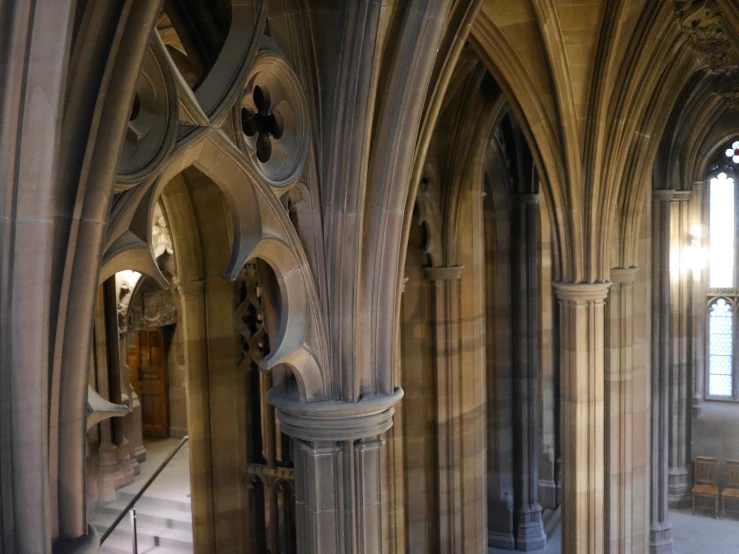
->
[237,53,309,188]
[241,85,285,164]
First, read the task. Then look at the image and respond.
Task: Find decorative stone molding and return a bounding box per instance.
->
[235,52,309,188]
[653,189,676,202]
[673,190,692,202]
[553,281,611,302]
[117,35,178,187]
[610,267,640,283]
[424,265,464,281]
[267,387,404,442]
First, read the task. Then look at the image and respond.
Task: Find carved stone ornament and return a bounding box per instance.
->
[235,52,309,188]
[674,0,739,108]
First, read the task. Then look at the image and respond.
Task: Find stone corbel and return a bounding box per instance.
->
[86,385,130,431]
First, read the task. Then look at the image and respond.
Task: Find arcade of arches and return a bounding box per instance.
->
[5,1,739,554]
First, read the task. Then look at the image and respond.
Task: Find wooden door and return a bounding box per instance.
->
[130,328,168,437]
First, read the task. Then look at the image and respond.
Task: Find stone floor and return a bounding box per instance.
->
[488,509,739,553]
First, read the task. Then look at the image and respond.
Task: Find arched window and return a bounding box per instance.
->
[708,298,734,397]
[709,172,735,288]
[705,143,739,399]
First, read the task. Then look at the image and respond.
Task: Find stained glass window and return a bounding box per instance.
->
[709,172,735,288]
[709,299,734,397]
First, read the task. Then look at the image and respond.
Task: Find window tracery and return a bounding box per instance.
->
[705,143,739,400]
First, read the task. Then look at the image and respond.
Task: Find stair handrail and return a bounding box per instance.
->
[99,435,189,545]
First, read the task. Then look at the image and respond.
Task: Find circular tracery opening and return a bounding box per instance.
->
[240,85,285,164]
[236,53,308,188]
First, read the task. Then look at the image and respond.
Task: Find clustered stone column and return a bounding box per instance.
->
[650,189,674,554]
[554,281,610,554]
[269,389,403,554]
[425,265,465,554]
[668,191,691,508]
[605,267,639,553]
[511,193,546,550]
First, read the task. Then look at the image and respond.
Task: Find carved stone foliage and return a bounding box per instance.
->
[674,0,739,107]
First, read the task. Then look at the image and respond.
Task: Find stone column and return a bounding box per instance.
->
[668,192,691,508]
[425,265,465,554]
[650,189,673,554]
[605,267,639,553]
[690,181,705,416]
[102,279,135,484]
[554,281,610,554]
[269,389,403,554]
[175,279,216,553]
[512,193,546,550]
[91,288,121,500]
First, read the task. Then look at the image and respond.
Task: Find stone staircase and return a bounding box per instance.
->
[93,490,193,554]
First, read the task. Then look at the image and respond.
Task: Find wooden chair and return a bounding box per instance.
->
[721,459,739,518]
[692,456,719,518]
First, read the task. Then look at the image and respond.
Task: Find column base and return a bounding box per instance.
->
[52,525,100,554]
[538,479,560,509]
[516,504,547,551]
[488,531,515,550]
[649,521,673,554]
[668,467,691,509]
[693,395,702,416]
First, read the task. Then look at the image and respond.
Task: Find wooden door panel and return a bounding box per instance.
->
[135,328,168,437]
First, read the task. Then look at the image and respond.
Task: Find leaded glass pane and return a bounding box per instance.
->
[709,298,734,397]
[709,173,735,288]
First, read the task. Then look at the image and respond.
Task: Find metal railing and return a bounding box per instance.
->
[99,435,189,552]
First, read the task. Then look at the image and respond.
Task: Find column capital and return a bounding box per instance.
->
[610,267,639,284]
[553,281,611,302]
[653,189,675,202]
[267,387,404,442]
[424,265,464,281]
[672,190,691,203]
[173,278,205,300]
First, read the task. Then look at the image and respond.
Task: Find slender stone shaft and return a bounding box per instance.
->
[668,192,691,508]
[512,193,546,550]
[650,189,674,554]
[605,267,639,553]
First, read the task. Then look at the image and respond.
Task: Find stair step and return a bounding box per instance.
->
[91,515,193,550]
[117,490,192,513]
[95,500,192,532]
[99,533,193,554]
